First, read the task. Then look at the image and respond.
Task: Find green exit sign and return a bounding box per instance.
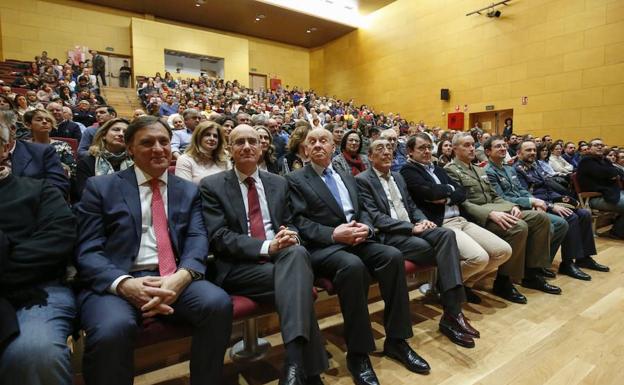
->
[485,105,495,110]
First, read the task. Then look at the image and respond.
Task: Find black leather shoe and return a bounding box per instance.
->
[305,375,325,385]
[346,354,380,385]
[576,257,610,272]
[521,276,562,295]
[443,312,480,338]
[383,339,431,373]
[558,262,591,281]
[539,268,557,279]
[492,281,528,304]
[465,287,482,304]
[439,316,476,348]
[279,363,305,385]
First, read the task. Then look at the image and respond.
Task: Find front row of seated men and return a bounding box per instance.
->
[0,120,609,385]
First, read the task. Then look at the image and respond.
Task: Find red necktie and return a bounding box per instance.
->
[150,178,177,276]
[245,177,266,240]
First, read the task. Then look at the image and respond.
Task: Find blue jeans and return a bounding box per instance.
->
[0,281,76,385]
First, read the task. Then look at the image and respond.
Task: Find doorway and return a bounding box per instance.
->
[469,109,513,135]
[249,73,267,92]
[99,54,132,88]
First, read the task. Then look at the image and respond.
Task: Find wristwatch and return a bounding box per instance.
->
[178,267,204,281]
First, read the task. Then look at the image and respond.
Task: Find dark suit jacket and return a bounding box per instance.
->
[399,161,466,226]
[76,167,208,293]
[12,140,69,196]
[577,155,621,204]
[355,168,427,241]
[200,169,297,284]
[286,164,374,259]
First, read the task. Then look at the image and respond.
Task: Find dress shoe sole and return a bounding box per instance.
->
[438,325,475,349]
[382,350,431,374]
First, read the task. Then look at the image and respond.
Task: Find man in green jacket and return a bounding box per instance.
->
[445,133,560,304]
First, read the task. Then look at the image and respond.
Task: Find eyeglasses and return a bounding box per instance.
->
[232,137,258,146]
[414,144,433,151]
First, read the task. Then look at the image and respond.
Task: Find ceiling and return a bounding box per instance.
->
[82,0,395,48]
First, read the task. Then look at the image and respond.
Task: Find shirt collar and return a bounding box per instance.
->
[372,166,391,180]
[135,166,168,187]
[414,160,435,173]
[311,161,333,177]
[234,166,260,184]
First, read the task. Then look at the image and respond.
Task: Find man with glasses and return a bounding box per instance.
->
[578,138,624,240]
[380,128,407,172]
[445,133,559,300]
[356,138,479,349]
[400,133,512,305]
[172,108,201,159]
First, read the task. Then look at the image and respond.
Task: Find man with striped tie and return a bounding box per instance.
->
[76,116,233,385]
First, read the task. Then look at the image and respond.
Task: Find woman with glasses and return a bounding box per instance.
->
[332,129,369,176]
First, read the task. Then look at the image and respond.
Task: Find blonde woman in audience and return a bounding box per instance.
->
[75,118,132,199]
[175,120,230,184]
[548,142,574,175]
[23,109,76,177]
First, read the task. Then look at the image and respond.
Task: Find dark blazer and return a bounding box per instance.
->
[286,163,374,259]
[76,167,208,293]
[200,169,297,284]
[75,154,96,201]
[399,161,466,226]
[355,168,427,240]
[51,121,82,142]
[577,156,621,204]
[12,140,69,196]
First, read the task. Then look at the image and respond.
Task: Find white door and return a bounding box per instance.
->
[101,55,132,88]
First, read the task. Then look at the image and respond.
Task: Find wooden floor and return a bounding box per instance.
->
[136,236,624,385]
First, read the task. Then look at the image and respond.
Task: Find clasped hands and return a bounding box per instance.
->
[117,270,192,318]
[488,206,523,230]
[413,219,437,235]
[268,225,299,255]
[332,220,370,245]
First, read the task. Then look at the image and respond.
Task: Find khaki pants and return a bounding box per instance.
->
[484,210,551,282]
[443,216,512,287]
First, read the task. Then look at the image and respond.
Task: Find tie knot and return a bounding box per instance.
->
[245,177,256,187]
[381,173,390,181]
[149,178,160,190]
[323,168,332,177]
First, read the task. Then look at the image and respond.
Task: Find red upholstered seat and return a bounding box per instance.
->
[135,295,261,348]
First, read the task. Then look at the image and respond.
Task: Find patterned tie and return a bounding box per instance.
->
[322,168,343,208]
[150,178,177,276]
[382,173,411,222]
[245,177,266,240]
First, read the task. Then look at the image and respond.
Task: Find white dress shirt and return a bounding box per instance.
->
[372,167,400,220]
[234,167,275,255]
[311,162,355,222]
[110,167,168,294]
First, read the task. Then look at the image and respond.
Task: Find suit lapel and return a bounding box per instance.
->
[303,165,345,219]
[118,168,142,244]
[12,141,31,175]
[259,172,280,231]
[368,170,391,214]
[225,170,248,233]
[166,175,181,254]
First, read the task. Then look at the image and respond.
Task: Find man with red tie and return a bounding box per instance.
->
[76,116,233,385]
[200,125,328,385]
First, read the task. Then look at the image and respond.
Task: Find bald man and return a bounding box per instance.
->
[47,102,82,142]
[200,125,328,385]
[287,128,431,385]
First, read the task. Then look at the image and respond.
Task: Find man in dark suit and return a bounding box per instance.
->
[76,116,232,385]
[356,138,479,348]
[286,128,431,385]
[200,125,327,385]
[47,102,82,142]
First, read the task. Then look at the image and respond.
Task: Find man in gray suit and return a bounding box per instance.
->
[200,125,327,385]
[356,138,479,349]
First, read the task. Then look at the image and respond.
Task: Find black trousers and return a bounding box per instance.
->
[221,245,328,376]
[312,241,412,354]
[383,227,466,313]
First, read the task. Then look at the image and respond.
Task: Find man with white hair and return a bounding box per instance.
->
[47,102,81,142]
[62,106,86,134]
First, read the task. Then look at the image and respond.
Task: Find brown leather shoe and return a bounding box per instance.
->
[439,316,475,348]
[454,312,480,338]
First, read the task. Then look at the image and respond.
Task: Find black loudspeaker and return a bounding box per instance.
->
[441,88,450,101]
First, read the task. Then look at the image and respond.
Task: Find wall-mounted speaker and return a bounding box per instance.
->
[441,88,450,101]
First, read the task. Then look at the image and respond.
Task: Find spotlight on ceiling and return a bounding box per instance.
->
[255,14,266,22]
[306,27,318,34]
[466,0,511,17]
[195,0,205,6]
